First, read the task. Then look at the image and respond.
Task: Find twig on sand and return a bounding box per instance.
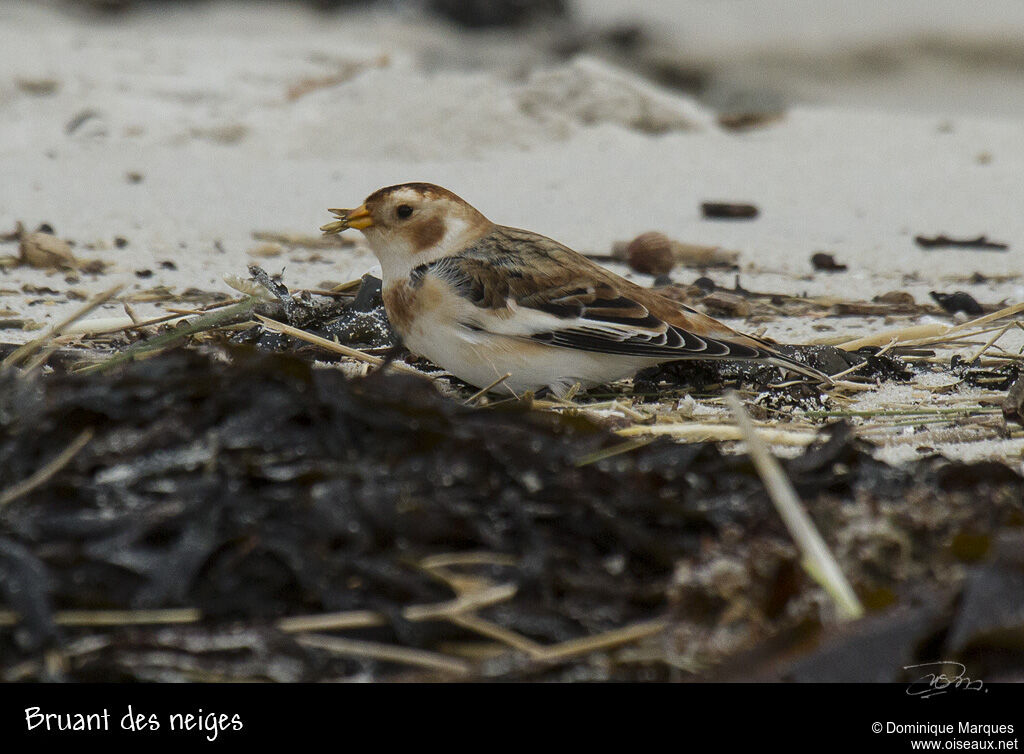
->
[914,234,1008,251]
[253,314,428,379]
[74,298,249,337]
[725,392,864,621]
[834,323,948,351]
[831,301,1024,351]
[966,322,1014,363]
[2,284,124,370]
[255,314,379,366]
[75,297,259,375]
[801,407,999,420]
[617,422,817,446]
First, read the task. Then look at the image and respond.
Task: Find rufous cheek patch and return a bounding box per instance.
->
[412,217,445,252]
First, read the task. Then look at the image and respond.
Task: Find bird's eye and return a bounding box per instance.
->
[396,204,413,219]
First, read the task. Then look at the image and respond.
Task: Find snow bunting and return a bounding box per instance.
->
[321,182,830,395]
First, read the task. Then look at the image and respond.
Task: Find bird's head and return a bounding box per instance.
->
[321,183,493,277]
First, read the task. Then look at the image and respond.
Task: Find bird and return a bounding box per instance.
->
[321,182,831,396]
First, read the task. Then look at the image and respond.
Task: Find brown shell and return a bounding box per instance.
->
[625,232,675,276]
[19,231,77,269]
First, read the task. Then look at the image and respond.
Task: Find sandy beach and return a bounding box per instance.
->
[2,1,1022,465]
[2,0,1024,695]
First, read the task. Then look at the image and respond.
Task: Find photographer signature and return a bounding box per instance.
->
[903,661,986,698]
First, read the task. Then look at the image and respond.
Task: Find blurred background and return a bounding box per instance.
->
[21,0,1024,118]
[2,0,1022,311]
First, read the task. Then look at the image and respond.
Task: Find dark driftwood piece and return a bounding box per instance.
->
[915,234,1008,251]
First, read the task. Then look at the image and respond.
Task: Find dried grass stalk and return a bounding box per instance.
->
[726,393,863,621]
[254,314,428,379]
[617,423,817,446]
[2,284,124,370]
[0,428,95,509]
[295,633,472,676]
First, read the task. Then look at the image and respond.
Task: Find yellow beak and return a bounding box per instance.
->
[320,204,374,234]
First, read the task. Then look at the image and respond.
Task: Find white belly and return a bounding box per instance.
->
[383,272,654,396]
[402,309,646,396]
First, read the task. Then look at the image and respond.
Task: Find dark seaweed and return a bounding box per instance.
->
[0,350,1022,681]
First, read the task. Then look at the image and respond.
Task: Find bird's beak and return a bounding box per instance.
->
[320,205,374,234]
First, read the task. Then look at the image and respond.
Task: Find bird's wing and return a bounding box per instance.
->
[419,226,793,364]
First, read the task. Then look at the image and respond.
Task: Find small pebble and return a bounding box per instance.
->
[811,252,847,272]
[691,276,716,294]
[16,78,59,96]
[930,291,983,315]
[874,290,915,306]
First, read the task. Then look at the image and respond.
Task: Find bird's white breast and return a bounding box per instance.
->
[383,274,648,396]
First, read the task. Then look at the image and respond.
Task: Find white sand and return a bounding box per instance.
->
[578,0,1024,117]
[1,1,1021,466]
